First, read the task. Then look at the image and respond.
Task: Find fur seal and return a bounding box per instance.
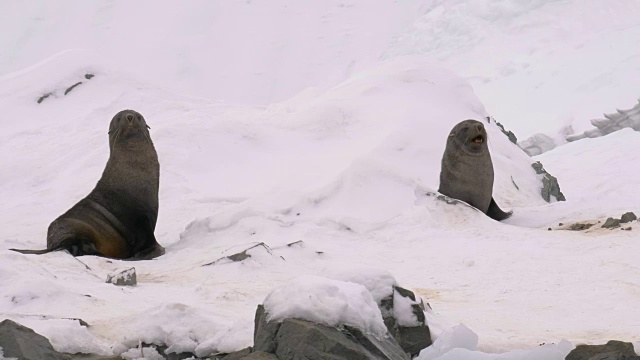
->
[11,110,165,260]
[438,119,512,221]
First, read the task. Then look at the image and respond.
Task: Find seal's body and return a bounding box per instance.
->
[438,119,512,221]
[12,110,164,260]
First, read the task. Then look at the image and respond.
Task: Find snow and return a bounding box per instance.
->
[1,1,640,359]
[328,267,398,304]
[263,275,389,337]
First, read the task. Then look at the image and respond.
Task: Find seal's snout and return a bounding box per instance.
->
[126,114,134,123]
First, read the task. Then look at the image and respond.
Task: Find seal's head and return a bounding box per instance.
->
[448,119,487,155]
[108,110,151,151]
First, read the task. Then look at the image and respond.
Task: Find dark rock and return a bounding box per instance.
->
[37,92,53,104]
[240,352,279,359]
[621,212,637,223]
[273,318,408,360]
[221,347,252,359]
[157,345,197,360]
[532,162,566,202]
[389,286,431,357]
[495,121,518,144]
[64,81,83,95]
[624,227,632,231]
[0,319,70,360]
[602,218,621,229]
[393,286,416,301]
[84,73,95,80]
[532,161,546,175]
[106,267,137,286]
[565,340,639,360]
[253,305,280,354]
[343,325,409,360]
[569,223,594,231]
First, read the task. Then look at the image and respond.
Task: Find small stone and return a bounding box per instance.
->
[84,73,95,80]
[106,267,137,286]
[559,223,564,226]
[548,228,552,231]
[624,227,632,231]
[601,218,621,229]
[620,212,637,223]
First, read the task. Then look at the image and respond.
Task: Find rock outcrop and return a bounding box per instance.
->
[565,340,640,360]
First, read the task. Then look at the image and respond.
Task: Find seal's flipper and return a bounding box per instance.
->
[487,198,512,221]
[9,248,54,255]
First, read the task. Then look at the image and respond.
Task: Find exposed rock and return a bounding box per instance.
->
[602,218,621,229]
[37,92,53,104]
[532,161,545,175]
[84,73,95,80]
[620,212,637,223]
[0,319,70,360]
[253,304,409,360]
[253,305,280,354]
[380,286,432,358]
[273,318,408,360]
[565,340,639,360]
[239,352,278,359]
[220,347,252,359]
[152,344,197,359]
[106,267,137,286]
[64,81,83,95]
[495,121,518,144]
[533,162,566,202]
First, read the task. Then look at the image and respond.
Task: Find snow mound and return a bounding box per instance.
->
[263,275,389,337]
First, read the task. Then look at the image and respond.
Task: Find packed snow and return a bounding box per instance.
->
[263,275,389,337]
[1,1,639,359]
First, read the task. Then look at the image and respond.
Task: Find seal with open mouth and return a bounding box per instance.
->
[11,110,165,260]
[438,119,512,221]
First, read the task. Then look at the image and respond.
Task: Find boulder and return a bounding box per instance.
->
[0,319,70,360]
[620,212,637,223]
[565,340,639,360]
[602,218,621,229]
[252,306,409,360]
[379,286,432,358]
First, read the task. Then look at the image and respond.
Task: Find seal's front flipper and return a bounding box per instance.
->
[9,248,53,255]
[487,198,512,221]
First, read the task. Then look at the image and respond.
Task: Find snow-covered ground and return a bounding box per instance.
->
[1,1,639,359]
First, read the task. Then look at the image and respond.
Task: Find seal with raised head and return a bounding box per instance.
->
[11,110,165,260]
[438,119,512,221]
